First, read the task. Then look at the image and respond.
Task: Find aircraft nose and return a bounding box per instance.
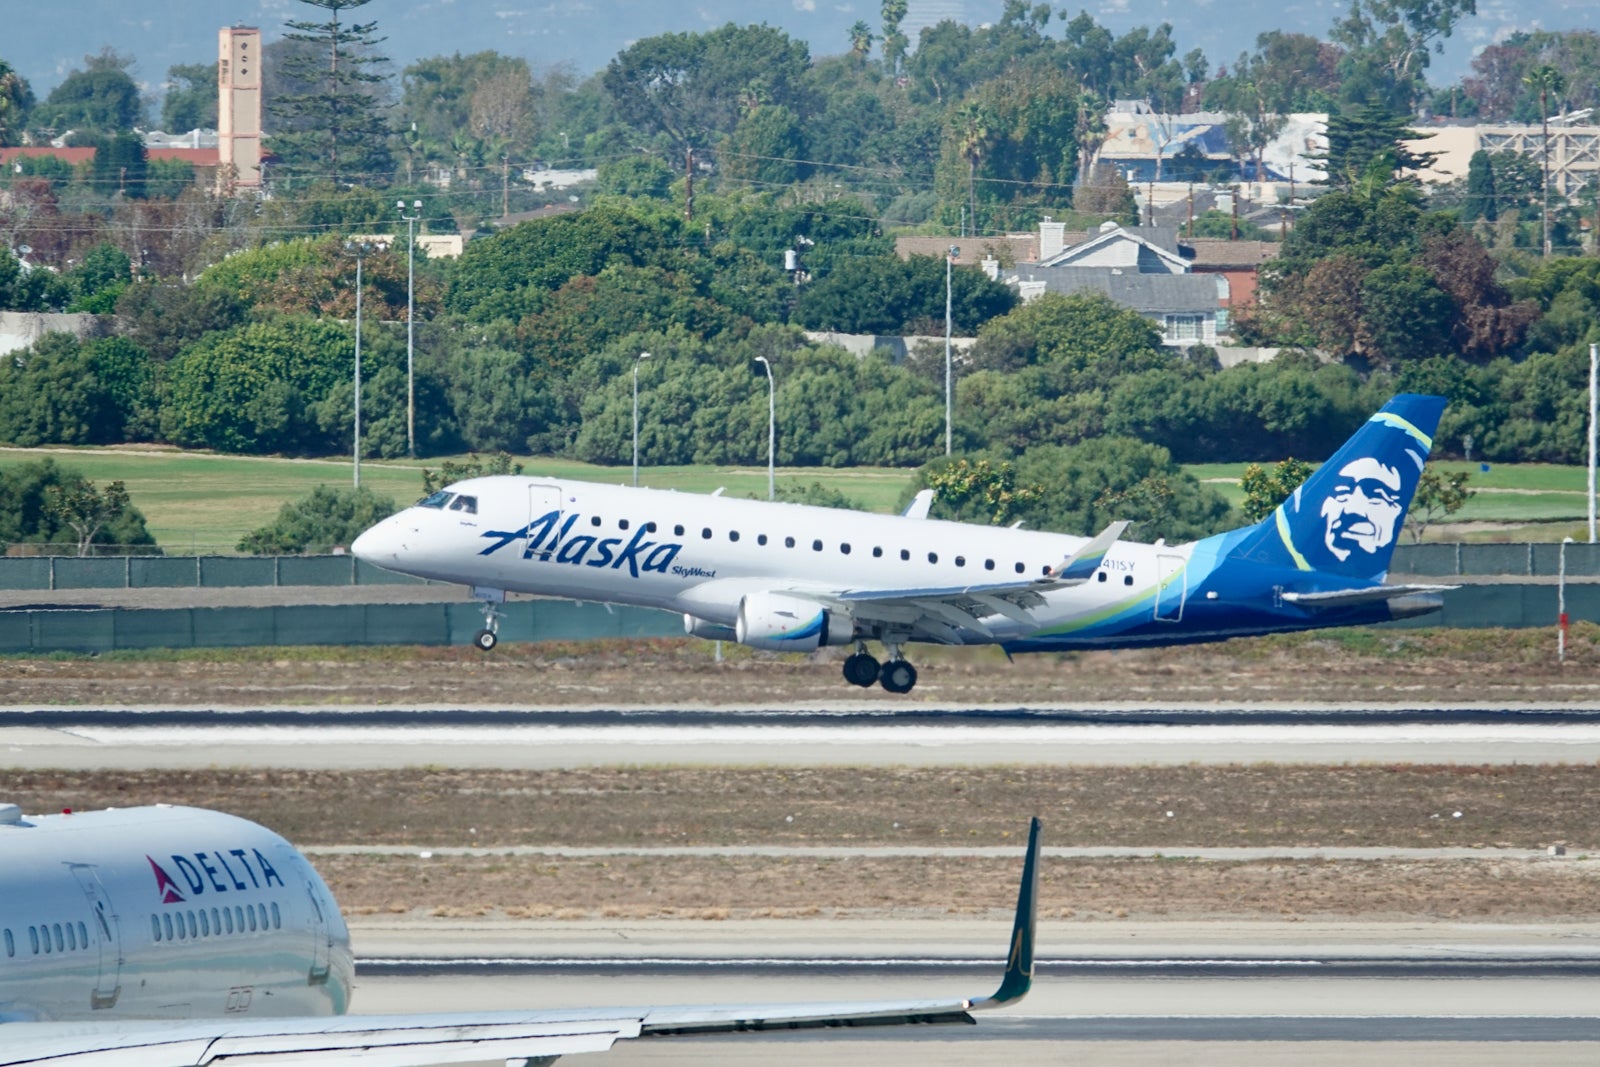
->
[351,518,404,563]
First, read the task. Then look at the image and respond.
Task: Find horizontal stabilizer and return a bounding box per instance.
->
[1045,520,1129,583]
[1280,583,1458,609]
[903,489,935,519]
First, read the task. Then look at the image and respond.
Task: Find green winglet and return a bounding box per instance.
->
[976,815,1041,1009]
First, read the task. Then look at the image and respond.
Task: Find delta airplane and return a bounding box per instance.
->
[352,394,1454,693]
[1,802,1040,1064]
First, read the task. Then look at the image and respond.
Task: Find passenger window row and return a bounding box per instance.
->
[4,921,91,957]
[579,517,1050,576]
[150,902,281,944]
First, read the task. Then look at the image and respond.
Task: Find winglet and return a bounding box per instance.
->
[1044,521,1130,583]
[903,489,936,519]
[972,816,1041,1011]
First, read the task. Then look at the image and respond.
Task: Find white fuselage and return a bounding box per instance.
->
[353,477,1190,643]
[0,805,352,1024]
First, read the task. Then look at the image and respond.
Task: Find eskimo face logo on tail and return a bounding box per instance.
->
[1319,458,1403,562]
[147,856,185,904]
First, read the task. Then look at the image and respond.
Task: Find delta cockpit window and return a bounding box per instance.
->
[418,491,453,509]
[448,494,478,514]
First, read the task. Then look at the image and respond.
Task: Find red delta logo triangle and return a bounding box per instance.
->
[147,855,185,904]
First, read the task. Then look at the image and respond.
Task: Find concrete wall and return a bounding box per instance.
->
[0,311,100,357]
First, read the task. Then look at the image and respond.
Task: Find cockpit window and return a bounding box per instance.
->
[448,494,478,515]
[418,491,453,509]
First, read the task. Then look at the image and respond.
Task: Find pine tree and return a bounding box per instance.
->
[268,0,393,185]
[1463,149,1496,223]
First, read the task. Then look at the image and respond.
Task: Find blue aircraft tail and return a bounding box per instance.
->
[1228,394,1447,581]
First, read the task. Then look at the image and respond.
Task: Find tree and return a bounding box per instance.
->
[0,458,156,555]
[44,478,133,556]
[721,104,806,188]
[793,256,1017,336]
[597,155,674,199]
[1524,63,1565,257]
[420,453,524,494]
[162,62,218,131]
[87,132,147,200]
[1463,149,1496,223]
[269,0,393,184]
[161,318,357,454]
[848,21,876,60]
[238,485,397,554]
[1239,457,1314,522]
[1330,0,1476,112]
[1322,102,1434,187]
[602,24,812,153]
[881,0,909,75]
[29,50,142,135]
[0,58,35,146]
[915,457,1043,525]
[1404,467,1473,542]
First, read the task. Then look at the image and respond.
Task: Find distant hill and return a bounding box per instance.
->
[2,1,1586,105]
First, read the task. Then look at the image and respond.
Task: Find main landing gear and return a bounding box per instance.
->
[841,642,919,694]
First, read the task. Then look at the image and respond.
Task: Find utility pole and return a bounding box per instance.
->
[685,147,694,221]
[755,356,775,501]
[945,245,958,456]
[343,239,383,488]
[398,199,422,459]
[501,156,509,218]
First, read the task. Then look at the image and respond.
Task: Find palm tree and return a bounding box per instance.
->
[954,101,991,236]
[848,20,875,60]
[1523,63,1566,257]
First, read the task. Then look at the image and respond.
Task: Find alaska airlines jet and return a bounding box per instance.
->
[1,802,1039,1064]
[353,394,1453,694]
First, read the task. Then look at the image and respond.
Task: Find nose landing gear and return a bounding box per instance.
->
[471,586,505,651]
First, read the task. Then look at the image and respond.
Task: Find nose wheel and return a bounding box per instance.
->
[471,587,505,652]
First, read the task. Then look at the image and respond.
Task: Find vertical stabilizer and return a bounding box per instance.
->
[1230,394,1447,581]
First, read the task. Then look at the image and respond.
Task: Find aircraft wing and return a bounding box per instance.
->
[788,521,1129,642]
[1279,583,1459,609]
[2,821,1041,1067]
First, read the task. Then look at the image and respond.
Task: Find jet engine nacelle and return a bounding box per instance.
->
[684,614,737,641]
[734,592,854,652]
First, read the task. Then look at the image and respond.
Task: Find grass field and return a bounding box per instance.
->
[2,446,1587,551]
[0,446,916,552]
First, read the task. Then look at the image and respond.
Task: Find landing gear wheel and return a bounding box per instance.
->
[472,628,498,652]
[879,659,918,694]
[842,652,881,687]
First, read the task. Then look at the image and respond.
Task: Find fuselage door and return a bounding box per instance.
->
[305,882,332,986]
[527,483,563,560]
[68,864,122,1010]
[1154,554,1186,623]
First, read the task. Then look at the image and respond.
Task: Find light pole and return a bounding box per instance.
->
[632,351,651,487]
[945,244,958,456]
[755,356,775,501]
[398,199,422,458]
[343,239,382,488]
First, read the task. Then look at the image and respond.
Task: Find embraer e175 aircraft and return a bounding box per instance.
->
[353,394,1453,693]
[1,802,1040,1064]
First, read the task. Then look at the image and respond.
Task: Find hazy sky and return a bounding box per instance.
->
[3,0,1591,101]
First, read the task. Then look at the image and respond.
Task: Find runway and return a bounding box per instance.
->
[7,705,1597,1063]
[6,703,1600,767]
